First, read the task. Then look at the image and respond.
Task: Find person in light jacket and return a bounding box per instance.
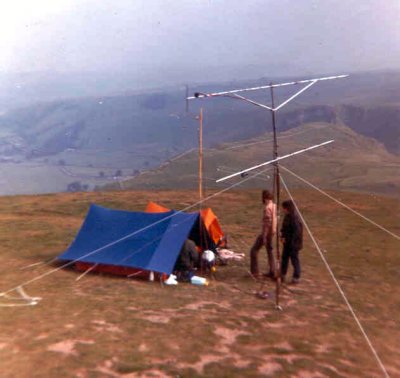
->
[250,190,277,278]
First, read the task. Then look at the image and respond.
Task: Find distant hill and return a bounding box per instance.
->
[103,123,400,197]
[0,70,398,195]
[0,71,162,112]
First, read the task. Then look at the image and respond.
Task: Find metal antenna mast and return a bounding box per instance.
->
[188,74,348,309]
[269,83,282,308]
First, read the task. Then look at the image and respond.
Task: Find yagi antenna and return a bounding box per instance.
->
[188,74,348,104]
[216,140,334,182]
[188,72,348,311]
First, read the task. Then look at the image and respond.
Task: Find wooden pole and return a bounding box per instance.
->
[199,108,203,201]
[198,108,204,265]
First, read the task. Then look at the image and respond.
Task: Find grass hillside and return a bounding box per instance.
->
[104,123,400,198]
[0,188,399,377]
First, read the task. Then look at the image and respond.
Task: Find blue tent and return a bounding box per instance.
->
[58,204,214,275]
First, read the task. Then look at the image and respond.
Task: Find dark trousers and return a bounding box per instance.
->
[250,234,275,276]
[281,244,301,279]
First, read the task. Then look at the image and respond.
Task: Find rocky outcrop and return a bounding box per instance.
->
[337,105,400,154]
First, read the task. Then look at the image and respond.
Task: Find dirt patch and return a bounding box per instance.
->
[93,358,123,378]
[232,356,251,369]
[35,334,48,341]
[265,353,302,365]
[275,341,293,351]
[287,320,309,327]
[281,354,302,364]
[237,309,269,320]
[141,314,170,324]
[315,343,330,354]
[183,300,231,311]
[257,361,282,376]
[294,370,327,378]
[137,344,148,353]
[319,363,342,376]
[265,322,285,329]
[92,319,123,333]
[47,339,95,356]
[338,358,357,368]
[130,369,174,377]
[177,354,227,374]
[284,298,299,307]
[214,326,247,346]
[94,364,120,377]
[133,301,232,325]
[47,340,77,356]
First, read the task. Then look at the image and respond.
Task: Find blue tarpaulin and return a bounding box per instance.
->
[58,204,204,275]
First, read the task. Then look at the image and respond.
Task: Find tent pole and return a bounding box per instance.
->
[270,84,282,310]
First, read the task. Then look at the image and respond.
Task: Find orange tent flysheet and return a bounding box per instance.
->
[145,201,224,245]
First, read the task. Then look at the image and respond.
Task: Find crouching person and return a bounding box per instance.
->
[280,200,303,284]
[174,239,199,282]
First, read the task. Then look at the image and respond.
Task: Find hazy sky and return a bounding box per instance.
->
[1,0,400,82]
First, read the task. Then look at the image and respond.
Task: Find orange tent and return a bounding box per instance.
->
[145,201,170,213]
[145,201,225,245]
[200,208,224,245]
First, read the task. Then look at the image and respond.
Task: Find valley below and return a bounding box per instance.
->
[0,71,398,196]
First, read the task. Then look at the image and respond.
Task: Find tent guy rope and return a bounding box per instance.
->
[0,286,41,307]
[280,174,390,378]
[281,165,400,241]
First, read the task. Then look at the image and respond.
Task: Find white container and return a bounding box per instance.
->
[190,275,208,286]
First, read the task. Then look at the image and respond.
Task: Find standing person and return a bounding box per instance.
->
[250,190,277,279]
[280,200,303,284]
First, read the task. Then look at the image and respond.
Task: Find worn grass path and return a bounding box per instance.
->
[0,189,399,377]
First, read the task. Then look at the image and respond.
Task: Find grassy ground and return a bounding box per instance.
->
[0,189,399,377]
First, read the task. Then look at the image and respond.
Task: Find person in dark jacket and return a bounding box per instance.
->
[280,200,303,284]
[174,239,199,281]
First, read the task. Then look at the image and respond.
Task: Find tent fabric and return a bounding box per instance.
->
[58,204,200,275]
[145,201,170,213]
[74,262,148,278]
[200,208,224,245]
[145,201,224,244]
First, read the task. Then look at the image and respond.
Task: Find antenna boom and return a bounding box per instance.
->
[216,140,334,182]
[187,74,348,100]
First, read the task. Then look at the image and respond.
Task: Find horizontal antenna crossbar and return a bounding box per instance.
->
[187,74,348,100]
[216,140,334,182]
